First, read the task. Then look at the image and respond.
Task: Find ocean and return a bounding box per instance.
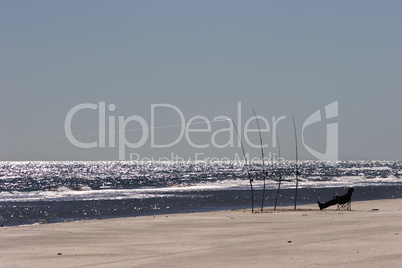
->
[0,160,401,226]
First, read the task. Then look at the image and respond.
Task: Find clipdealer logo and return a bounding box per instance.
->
[64,101,338,161]
[302,101,338,161]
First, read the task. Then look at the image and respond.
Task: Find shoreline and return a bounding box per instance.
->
[1,198,402,267]
[2,185,402,227]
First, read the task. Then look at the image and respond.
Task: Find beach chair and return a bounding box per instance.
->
[337,201,351,211]
[336,188,354,211]
[319,188,354,211]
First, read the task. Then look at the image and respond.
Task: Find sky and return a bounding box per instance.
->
[1,0,401,161]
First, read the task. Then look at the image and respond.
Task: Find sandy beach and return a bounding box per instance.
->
[1,199,401,267]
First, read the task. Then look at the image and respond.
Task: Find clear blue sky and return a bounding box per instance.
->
[1,1,401,161]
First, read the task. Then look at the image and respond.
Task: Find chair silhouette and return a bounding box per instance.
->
[337,201,351,210]
[336,188,353,210]
[319,188,354,211]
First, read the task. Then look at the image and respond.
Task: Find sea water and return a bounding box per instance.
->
[0,160,401,226]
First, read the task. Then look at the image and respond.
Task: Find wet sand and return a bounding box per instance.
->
[1,199,402,267]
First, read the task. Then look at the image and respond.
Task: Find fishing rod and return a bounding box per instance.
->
[252,108,267,213]
[292,115,299,210]
[231,118,254,213]
[273,134,282,211]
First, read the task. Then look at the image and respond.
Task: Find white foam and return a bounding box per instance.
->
[1,174,400,202]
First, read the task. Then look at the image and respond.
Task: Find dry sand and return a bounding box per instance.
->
[1,199,402,267]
